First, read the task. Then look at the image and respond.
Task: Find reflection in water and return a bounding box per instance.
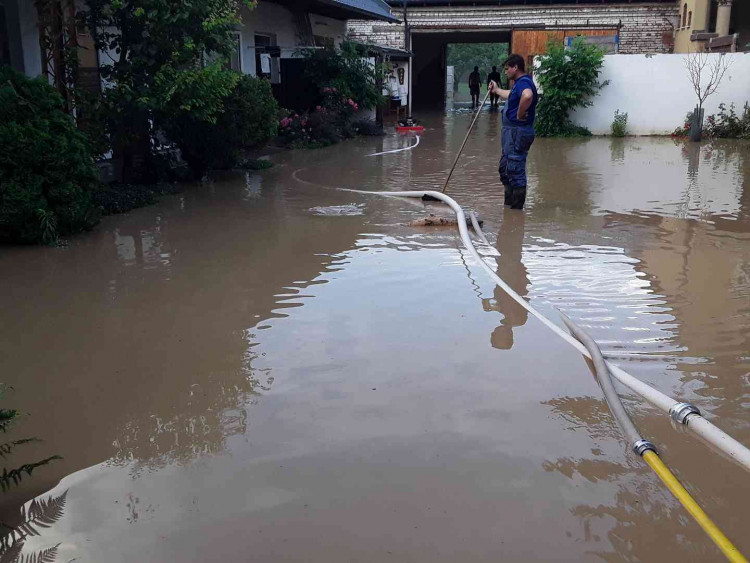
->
[1,116,750,561]
[542,395,721,561]
[0,490,67,562]
[482,211,529,349]
[609,137,625,163]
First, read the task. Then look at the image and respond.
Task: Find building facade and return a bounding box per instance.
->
[674,0,748,52]
[349,2,680,59]
[1,0,397,111]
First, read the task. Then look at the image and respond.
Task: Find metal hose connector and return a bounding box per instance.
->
[561,313,746,562]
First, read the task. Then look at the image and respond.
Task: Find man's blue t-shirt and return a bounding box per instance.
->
[505,75,538,126]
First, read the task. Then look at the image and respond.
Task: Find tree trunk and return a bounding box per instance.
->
[690,105,704,142]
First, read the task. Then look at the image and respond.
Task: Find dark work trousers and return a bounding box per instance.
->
[498,115,535,210]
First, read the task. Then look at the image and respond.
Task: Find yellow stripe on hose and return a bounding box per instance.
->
[642,450,747,562]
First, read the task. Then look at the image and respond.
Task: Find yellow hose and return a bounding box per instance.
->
[642,450,747,562]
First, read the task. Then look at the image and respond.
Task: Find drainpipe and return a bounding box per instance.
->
[403,0,412,118]
[716,0,733,37]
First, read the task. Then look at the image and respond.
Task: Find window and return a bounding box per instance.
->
[254,34,272,77]
[688,11,692,27]
[682,3,688,28]
[314,35,334,48]
[254,33,279,84]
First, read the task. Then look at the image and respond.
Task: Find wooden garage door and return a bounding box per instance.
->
[511,29,617,75]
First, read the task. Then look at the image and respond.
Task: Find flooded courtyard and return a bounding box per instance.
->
[1,112,749,561]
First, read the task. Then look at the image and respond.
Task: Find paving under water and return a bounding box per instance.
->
[1,112,749,561]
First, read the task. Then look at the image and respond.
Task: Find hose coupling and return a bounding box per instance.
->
[633,439,657,456]
[669,402,701,425]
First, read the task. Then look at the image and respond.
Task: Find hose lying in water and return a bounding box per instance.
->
[366,135,420,157]
[560,313,747,563]
[340,188,750,473]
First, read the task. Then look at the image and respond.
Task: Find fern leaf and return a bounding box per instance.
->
[26,492,67,530]
[0,457,61,492]
[19,543,59,563]
[0,440,39,459]
[0,411,19,434]
[0,527,21,551]
[0,539,24,563]
[12,491,67,541]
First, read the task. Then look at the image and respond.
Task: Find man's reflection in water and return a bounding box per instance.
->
[482,211,529,349]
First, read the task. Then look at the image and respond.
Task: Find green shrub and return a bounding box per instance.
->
[233,74,279,149]
[671,111,693,138]
[301,42,386,110]
[165,75,279,179]
[535,38,608,137]
[277,88,361,148]
[0,67,101,244]
[611,109,628,137]
[93,182,183,215]
[705,102,750,139]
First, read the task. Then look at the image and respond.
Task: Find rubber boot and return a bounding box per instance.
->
[504,186,512,206]
[509,186,526,210]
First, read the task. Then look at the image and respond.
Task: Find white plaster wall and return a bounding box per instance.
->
[239,2,298,76]
[572,53,750,135]
[17,0,42,76]
[309,14,346,45]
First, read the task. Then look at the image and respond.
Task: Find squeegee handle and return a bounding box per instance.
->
[441,87,493,194]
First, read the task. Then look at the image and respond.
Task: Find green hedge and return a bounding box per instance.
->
[166,74,279,179]
[0,67,100,244]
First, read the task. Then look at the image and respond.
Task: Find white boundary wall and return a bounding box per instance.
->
[571,53,750,136]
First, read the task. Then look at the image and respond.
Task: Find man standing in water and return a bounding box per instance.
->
[487,65,502,109]
[468,66,482,109]
[489,54,538,210]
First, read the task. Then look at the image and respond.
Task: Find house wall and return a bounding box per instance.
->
[309,14,346,45]
[731,0,749,52]
[571,52,750,135]
[19,1,40,76]
[674,0,711,52]
[240,3,347,77]
[239,2,299,76]
[349,4,679,54]
[2,0,42,76]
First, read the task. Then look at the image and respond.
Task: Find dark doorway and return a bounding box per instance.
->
[411,30,510,109]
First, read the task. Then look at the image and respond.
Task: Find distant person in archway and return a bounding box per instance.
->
[468,66,482,109]
[489,54,538,210]
[487,65,502,109]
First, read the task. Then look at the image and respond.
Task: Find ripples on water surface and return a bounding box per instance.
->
[0,113,749,561]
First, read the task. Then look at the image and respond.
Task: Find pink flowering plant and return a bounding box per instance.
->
[277,89,362,148]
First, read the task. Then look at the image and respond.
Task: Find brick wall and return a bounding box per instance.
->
[348,4,679,54]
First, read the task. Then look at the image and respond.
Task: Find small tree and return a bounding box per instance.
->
[80,0,252,183]
[684,51,732,141]
[611,109,628,137]
[535,38,608,137]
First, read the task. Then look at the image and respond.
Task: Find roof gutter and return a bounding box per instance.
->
[315,0,401,23]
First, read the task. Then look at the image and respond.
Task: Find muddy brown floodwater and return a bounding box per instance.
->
[1,112,749,562]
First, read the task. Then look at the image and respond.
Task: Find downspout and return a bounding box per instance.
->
[403,0,412,118]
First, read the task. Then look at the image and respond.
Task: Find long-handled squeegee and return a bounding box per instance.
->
[423,87,493,202]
